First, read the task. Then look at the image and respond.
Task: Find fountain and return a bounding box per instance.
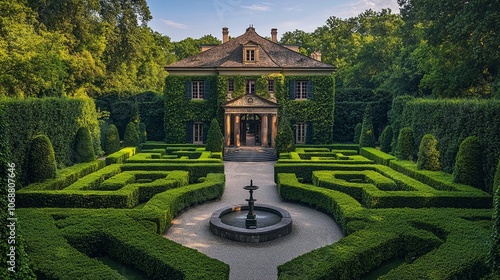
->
[209,180,292,243]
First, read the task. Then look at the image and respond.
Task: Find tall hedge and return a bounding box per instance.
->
[490,158,500,272]
[399,99,500,192]
[123,122,139,147]
[104,124,120,154]
[28,135,57,183]
[333,88,391,142]
[379,125,393,153]
[359,105,376,148]
[389,95,415,154]
[205,119,224,152]
[0,98,100,185]
[417,134,441,171]
[74,127,96,163]
[395,127,414,161]
[453,136,484,190]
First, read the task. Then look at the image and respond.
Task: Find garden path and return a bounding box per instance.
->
[164,161,344,280]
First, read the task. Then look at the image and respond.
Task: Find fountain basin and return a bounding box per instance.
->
[210,204,292,243]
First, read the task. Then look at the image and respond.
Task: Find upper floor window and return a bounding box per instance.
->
[268,80,275,93]
[228,79,234,92]
[243,42,259,63]
[289,80,313,100]
[192,81,204,99]
[186,80,210,100]
[246,80,255,95]
[246,49,255,61]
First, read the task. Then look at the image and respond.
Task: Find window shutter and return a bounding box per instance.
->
[204,81,210,100]
[186,122,193,143]
[289,80,296,100]
[307,80,314,100]
[185,81,192,99]
[306,122,313,144]
[290,120,297,143]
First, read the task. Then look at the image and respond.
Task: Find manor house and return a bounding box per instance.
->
[164,26,336,147]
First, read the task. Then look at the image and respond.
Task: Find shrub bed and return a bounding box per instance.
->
[106,147,136,165]
[121,163,224,184]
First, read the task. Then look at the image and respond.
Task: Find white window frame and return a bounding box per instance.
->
[246,80,256,95]
[268,79,275,93]
[228,79,234,93]
[295,122,307,144]
[295,81,308,100]
[193,122,203,144]
[192,81,204,99]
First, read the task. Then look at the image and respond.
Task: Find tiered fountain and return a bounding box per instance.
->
[209,180,292,243]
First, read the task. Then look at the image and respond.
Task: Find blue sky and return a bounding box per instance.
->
[146,0,400,42]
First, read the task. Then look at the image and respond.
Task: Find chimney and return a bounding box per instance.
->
[310,51,322,62]
[271,28,278,43]
[222,27,229,43]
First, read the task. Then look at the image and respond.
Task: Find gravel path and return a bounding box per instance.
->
[164,162,344,280]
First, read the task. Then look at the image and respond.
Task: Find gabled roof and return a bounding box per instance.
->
[223,94,279,108]
[165,27,335,70]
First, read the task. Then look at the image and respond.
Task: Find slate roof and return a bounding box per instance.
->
[165,27,335,70]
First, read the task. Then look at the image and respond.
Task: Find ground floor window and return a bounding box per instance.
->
[295,122,307,144]
[193,122,203,144]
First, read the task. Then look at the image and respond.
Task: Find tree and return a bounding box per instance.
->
[275,117,295,155]
[28,134,57,183]
[104,124,120,154]
[205,119,224,152]
[123,122,139,147]
[416,134,440,170]
[453,136,484,189]
[74,127,96,163]
[138,122,147,144]
[359,105,376,148]
[379,125,393,153]
[353,123,362,144]
[395,127,414,161]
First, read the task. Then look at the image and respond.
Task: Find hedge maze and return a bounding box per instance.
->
[18,144,229,280]
[275,145,492,279]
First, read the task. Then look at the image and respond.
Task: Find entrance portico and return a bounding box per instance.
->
[223,95,278,147]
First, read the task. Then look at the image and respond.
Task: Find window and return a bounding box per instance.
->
[245,49,255,61]
[193,123,203,144]
[245,80,255,95]
[295,81,308,99]
[295,123,307,144]
[228,79,234,92]
[192,81,204,99]
[268,80,275,93]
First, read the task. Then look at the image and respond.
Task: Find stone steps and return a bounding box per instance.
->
[224,148,278,162]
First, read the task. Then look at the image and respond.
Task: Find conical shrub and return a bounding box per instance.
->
[206,119,224,152]
[353,123,362,144]
[28,134,56,183]
[453,136,483,189]
[275,117,295,155]
[359,105,376,148]
[74,127,95,163]
[123,122,139,147]
[395,127,414,161]
[417,134,440,171]
[104,124,120,154]
[138,122,147,144]
[379,125,393,153]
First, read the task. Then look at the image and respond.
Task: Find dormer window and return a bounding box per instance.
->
[243,42,259,64]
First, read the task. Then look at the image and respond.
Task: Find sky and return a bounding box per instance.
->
[146,0,400,42]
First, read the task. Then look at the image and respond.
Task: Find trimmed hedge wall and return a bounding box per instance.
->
[0,97,100,186]
[106,147,136,165]
[399,99,500,192]
[19,208,229,280]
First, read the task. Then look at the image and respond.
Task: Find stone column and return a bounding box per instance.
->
[225,114,231,147]
[234,114,241,147]
[261,114,268,147]
[271,114,278,147]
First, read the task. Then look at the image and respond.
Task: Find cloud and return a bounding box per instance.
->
[335,0,399,18]
[161,19,189,29]
[241,4,271,12]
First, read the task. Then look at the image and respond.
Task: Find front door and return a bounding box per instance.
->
[241,114,261,146]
